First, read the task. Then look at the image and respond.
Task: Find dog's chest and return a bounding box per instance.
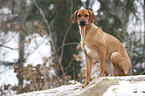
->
[84,45,91,54]
[82,41,100,60]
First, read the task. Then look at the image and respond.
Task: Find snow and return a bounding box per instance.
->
[24,34,51,66]
[0,65,18,86]
[103,75,145,96]
[0,7,11,14]
[0,32,19,62]
[14,75,145,96]
[92,0,100,15]
[0,32,51,65]
[80,0,100,15]
[13,82,81,96]
[49,4,54,10]
[49,67,56,80]
[81,0,87,2]
[104,81,145,96]
[26,0,31,6]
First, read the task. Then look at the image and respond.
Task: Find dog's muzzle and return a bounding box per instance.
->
[79,19,86,26]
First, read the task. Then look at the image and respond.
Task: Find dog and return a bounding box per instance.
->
[71,9,131,88]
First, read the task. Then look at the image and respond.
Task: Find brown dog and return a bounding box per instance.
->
[71,9,131,88]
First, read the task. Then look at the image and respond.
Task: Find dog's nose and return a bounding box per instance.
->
[80,19,86,26]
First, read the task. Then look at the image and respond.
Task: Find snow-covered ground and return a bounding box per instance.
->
[104,75,145,96]
[0,65,18,86]
[13,81,82,96]
[104,80,145,96]
[13,75,145,96]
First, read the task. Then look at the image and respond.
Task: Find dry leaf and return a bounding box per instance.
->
[25,38,31,44]
[34,21,38,26]
[76,44,81,49]
[19,31,24,35]
[15,25,20,30]
[7,23,11,28]
[73,54,83,62]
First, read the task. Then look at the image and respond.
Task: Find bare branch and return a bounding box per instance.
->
[0,45,18,50]
[0,32,18,45]
[65,58,74,72]
[56,42,79,54]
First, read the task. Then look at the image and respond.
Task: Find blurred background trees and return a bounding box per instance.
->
[0,0,144,95]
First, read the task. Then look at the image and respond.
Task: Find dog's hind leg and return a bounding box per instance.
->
[110,52,131,76]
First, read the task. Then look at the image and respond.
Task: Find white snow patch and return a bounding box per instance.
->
[0,32,51,66]
[0,32,19,62]
[0,7,11,14]
[26,0,31,6]
[49,4,54,10]
[104,81,145,96]
[0,65,18,86]
[24,34,51,66]
[49,67,56,79]
[81,0,87,2]
[92,0,100,15]
[80,6,85,10]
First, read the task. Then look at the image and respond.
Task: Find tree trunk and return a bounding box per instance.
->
[17,0,27,86]
[18,32,25,86]
[53,0,82,78]
[143,0,145,63]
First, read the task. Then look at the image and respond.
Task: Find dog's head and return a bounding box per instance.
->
[71,9,96,26]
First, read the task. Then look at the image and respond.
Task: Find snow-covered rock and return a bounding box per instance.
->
[13,81,82,96]
[13,75,145,96]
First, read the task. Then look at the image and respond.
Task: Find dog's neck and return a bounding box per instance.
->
[79,23,93,40]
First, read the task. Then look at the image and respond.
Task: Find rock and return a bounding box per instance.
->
[13,75,145,96]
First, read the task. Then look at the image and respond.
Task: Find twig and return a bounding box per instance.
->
[33,0,65,76]
[56,42,79,54]
[65,58,74,71]
[0,32,18,45]
[50,15,57,27]
[42,65,48,89]
[117,1,127,41]
[0,45,18,50]
[141,70,145,75]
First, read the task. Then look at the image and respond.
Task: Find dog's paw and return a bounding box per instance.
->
[81,82,89,88]
[97,75,102,78]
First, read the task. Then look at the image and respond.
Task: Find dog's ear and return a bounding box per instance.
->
[70,10,78,24]
[88,10,96,23]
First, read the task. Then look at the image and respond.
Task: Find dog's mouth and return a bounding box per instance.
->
[79,19,87,26]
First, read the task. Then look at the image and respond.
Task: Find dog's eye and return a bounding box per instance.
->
[85,15,88,17]
[77,14,81,17]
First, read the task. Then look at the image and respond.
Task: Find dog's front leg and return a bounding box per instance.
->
[98,45,107,77]
[82,54,92,88]
[98,57,106,77]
